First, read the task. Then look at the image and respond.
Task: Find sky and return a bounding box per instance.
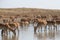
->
[0,0,60,9]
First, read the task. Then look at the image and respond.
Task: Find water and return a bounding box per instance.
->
[0,24,60,40]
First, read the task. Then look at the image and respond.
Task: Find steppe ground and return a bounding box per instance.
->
[0,8,60,17]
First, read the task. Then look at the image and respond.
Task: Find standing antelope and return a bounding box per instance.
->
[34,17,47,33]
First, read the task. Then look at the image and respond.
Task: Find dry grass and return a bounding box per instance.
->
[0,8,60,17]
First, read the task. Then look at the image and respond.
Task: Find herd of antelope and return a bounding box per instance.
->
[0,14,60,36]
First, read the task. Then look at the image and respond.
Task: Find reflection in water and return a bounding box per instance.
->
[2,35,8,40]
[0,24,60,40]
[11,35,18,40]
[34,30,56,40]
[2,34,19,40]
[48,31,55,39]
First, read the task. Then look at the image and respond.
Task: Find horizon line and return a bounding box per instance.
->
[0,7,60,10]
